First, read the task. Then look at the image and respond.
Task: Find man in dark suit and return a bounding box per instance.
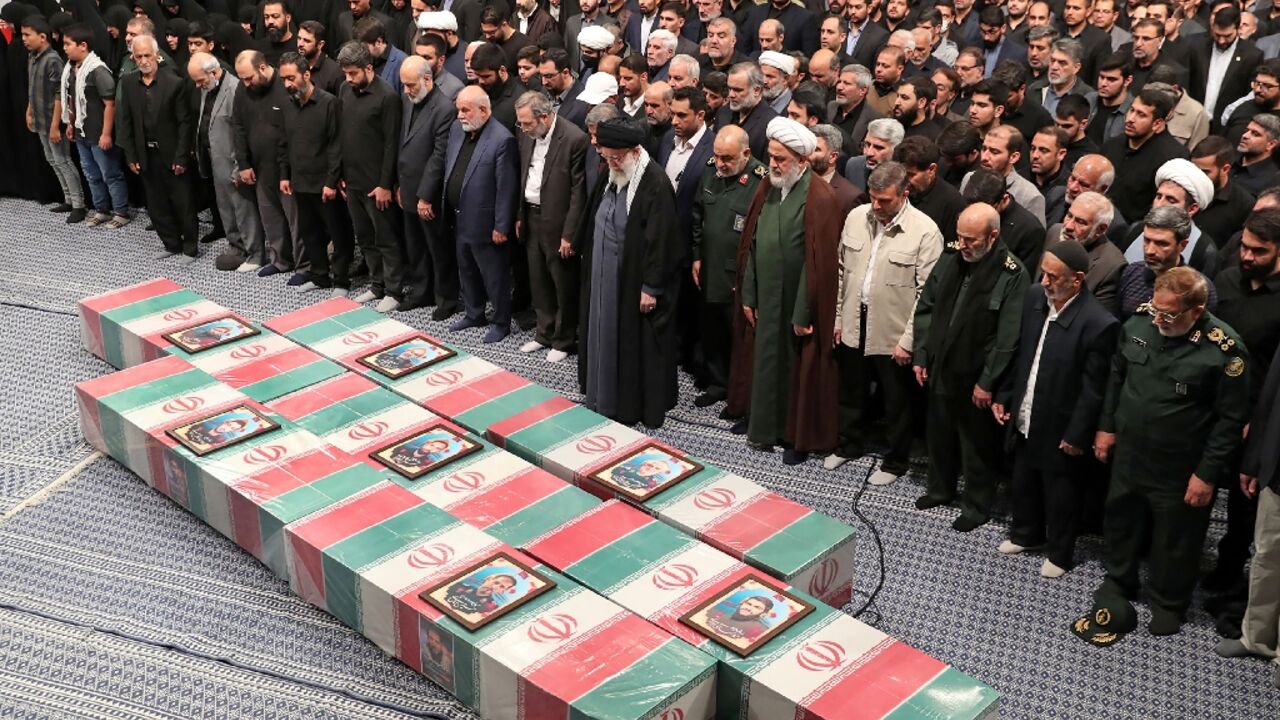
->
[118,34,199,261]
[514,90,588,361]
[979,7,1028,76]
[844,0,888,68]
[1188,6,1263,130]
[657,86,715,375]
[444,85,520,343]
[623,0,661,53]
[993,240,1120,577]
[717,62,778,159]
[397,56,456,314]
[740,0,819,54]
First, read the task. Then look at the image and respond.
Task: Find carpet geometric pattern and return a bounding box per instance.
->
[1,197,1277,718]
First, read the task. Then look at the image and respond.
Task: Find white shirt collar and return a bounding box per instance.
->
[675,123,706,151]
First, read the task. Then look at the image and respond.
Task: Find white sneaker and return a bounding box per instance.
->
[374,296,399,313]
[822,454,848,471]
[295,281,320,293]
[331,287,350,298]
[867,469,900,486]
[237,261,262,273]
[1040,559,1068,578]
[351,290,377,303]
[520,340,546,353]
[546,349,568,363]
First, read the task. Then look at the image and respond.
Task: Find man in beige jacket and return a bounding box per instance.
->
[826,161,944,484]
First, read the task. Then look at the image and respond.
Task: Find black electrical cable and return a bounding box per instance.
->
[662,410,888,624]
[0,601,455,720]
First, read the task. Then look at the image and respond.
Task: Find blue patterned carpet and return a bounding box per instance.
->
[0,196,1276,719]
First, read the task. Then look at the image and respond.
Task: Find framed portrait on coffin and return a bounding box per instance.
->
[586,443,704,502]
[371,423,482,480]
[421,551,556,631]
[166,405,280,457]
[164,316,258,353]
[679,575,813,657]
[357,335,455,379]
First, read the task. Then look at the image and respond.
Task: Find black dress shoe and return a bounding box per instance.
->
[49,203,72,213]
[915,495,951,511]
[782,449,809,465]
[200,230,225,243]
[66,208,87,224]
[718,407,738,420]
[694,390,726,407]
[952,515,986,532]
[729,419,749,435]
[431,304,458,321]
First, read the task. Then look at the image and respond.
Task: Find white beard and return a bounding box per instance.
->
[609,155,637,187]
[769,164,803,192]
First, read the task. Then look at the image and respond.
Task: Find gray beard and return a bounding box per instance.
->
[769,164,803,191]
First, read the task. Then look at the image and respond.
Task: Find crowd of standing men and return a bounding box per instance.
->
[8,0,1280,680]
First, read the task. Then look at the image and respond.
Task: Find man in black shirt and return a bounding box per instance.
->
[895,136,964,248]
[1206,209,1280,596]
[1234,115,1280,197]
[337,41,406,312]
[118,34,199,261]
[262,1,299,66]
[232,50,301,278]
[298,21,345,96]
[1102,88,1190,226]
[1192,136,1257,248]
[278,52,346,293]
[471,42,523,132]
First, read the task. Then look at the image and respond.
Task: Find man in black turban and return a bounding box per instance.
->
[573,117,683,428]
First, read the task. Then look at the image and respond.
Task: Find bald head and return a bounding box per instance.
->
[456,84,491,131]
[713,124,751,177]
[809,49,838,87]
[400,55,433,102]
[235,49,273,88]
[1067,153,1117,202]
[187,51,220,88]
[956,202,1001,262]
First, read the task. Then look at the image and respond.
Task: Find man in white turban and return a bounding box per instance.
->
[418,11,467,81]
[577,25,615,73]
[1121,158,1220,274]
[725,116,843,464]
[758,50,796,114]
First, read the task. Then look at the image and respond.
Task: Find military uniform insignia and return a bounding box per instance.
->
[1135,301,1152,315]
[946,240,961,251]
[1095,608,1112,626]
[1188,330,1201,344]
[1131,336,1147,348]
[706,157,715,166]
[1207,327,1226,343]
[753,165,767,178]
[739,174,749,185]
[1003,254,1018,272]
[733,213,746,232]
[1226,356,1245,377]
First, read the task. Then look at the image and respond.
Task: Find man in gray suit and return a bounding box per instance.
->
[515,90,588,362]
[398,56,458,314]
[187,52,264,271]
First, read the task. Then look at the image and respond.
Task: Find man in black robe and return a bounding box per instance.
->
[574,116,681,428]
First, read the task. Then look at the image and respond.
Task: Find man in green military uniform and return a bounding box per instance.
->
[691,125,767,410]
[1088,266,1251,638]
[913,202,1029,532]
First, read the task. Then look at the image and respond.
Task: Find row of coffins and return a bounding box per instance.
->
[75,279,999,719]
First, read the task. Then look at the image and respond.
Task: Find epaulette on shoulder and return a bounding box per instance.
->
[753,165,768,178]
[1003,253,1019,273]
[1207,326,1238,353]
[706,156,715,166]
[1135,301,1152,315]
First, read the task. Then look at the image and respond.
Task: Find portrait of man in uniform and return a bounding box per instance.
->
[680,575,812,655]
[357,335,456,378]
[589,443,704,500]
[165,316,259,353]
[422,552,556,630]
[166,405,280,456]
[372,423,480,479]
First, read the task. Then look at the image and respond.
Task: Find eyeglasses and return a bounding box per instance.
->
[1254,79,1280,91]
[1145,304,1184,322]
[955,63,979,72]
